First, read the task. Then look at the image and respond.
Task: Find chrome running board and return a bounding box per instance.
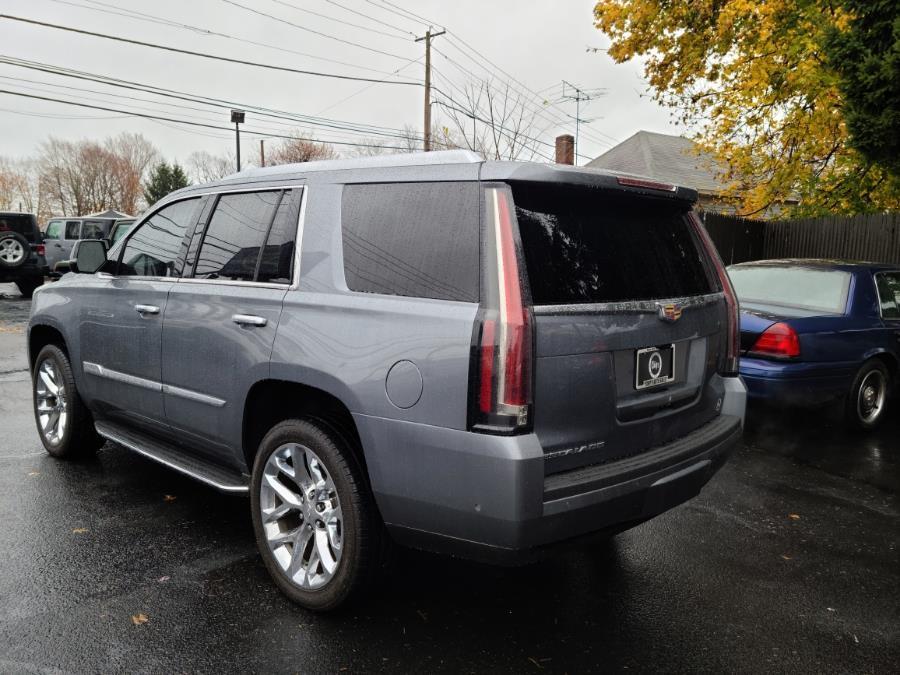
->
[95,421,249,494]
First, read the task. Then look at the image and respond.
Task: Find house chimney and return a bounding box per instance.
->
[555,134,575,165]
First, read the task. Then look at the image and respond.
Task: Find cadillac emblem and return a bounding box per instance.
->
[657,302,683,323]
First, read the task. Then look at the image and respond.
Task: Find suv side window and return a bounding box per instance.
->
[193,191,283,281]
[64,221,81,239]
[876,272,900,319]
[341,182,479,302]
[45,221,63,239]
[119,198,200,277]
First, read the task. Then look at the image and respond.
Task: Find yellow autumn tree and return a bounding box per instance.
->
[594,0,900,216]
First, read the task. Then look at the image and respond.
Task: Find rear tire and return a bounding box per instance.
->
[32,344,103,458]
[844,360,890,431]
[15,278,41,298]
[250,419,381,611]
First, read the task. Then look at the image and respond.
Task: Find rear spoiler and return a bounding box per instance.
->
[479,162,699,204]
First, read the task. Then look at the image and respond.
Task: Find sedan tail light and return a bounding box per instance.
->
[751,322,801,358]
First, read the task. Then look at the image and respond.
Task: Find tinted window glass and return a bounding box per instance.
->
[81,221,105,239]
[728,266,850,314]
[512,184,713,305]
[65,221,81,239]
[257,192,296,284]
[45,221,62,239]
[876,272,900,319]
[0,214,36,241]
[119,199,199,277]
[341,182,479,302]
[111,220,134,244]
[194,191,280,280]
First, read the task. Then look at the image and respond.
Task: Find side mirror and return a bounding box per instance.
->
[71,239,108,274]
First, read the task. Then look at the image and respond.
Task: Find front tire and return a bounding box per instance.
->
[844,360,890,431]
[32,344,103,457]
[250,419,380,611]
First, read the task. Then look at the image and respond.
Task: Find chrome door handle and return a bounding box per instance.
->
[232,314,267,327]
[134,304,159,315]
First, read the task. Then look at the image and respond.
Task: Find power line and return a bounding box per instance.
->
[0,14,423,85]
[40,0,413,78]
[218,0,414,61]
[266,0,411,40]
[0,90,417,150]
[322,0,416,38]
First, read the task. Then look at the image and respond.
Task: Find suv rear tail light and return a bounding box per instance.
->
[469,186,533,434]
[689,212,740,375]
[35,244,46,256]
[750,322,800,358]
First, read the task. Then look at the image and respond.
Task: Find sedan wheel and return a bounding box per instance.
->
[856,369,886,425]
[845,360,890,431]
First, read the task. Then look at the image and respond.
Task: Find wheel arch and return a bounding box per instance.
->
[861,348,898,382]
[28,322,68,371]
[242,378,367,480]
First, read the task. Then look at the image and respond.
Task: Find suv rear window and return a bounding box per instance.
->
[341,182,479,303]
[511,184,713,305]
[0,214,37,242]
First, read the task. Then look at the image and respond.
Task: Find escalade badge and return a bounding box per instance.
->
[657,302,683,322]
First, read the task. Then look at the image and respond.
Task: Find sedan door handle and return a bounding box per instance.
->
[134,304,160,315]
[232,314,267,327]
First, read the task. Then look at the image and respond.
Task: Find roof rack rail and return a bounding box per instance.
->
[229,149,483,179]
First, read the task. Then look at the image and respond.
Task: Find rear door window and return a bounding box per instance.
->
[192,191,282,281]
[511,184,713,305]
[876,272,900,319]
[341,182,479,302]
[64,221,81,239]
[81,221,106,239]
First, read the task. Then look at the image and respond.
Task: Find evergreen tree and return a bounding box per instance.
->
[143,161,191,205]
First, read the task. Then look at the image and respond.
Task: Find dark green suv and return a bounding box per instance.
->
[0,212,47,298]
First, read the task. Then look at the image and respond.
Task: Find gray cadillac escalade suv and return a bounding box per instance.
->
[27,151,746,610]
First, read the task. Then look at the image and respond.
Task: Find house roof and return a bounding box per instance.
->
[587,131,727,196]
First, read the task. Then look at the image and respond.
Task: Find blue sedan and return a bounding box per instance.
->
[727,259,900,430]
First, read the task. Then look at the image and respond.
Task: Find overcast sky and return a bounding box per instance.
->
[0,0,683,167]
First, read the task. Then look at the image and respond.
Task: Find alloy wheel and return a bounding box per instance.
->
[259,443,343,590]
[35,359,68,445]
[857,370,886,424]
[0,238,25,265]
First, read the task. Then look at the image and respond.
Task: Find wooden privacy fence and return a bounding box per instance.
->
[701,211,900,266]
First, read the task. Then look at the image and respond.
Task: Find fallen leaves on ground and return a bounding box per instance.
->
[781,554,792,560]
[27,471,39,477]
[158,576,170,583]
[72,527,88,534]
[131,613,149,625]
[788,514,801,520]
[163,495,177,502]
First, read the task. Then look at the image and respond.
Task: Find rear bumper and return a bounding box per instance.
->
[740,356,854,407]
[354,378,745,562]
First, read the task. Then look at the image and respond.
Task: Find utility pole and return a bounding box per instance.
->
[259,139,265,167]
[560,81,604,165]
[415,27,445,151]
[231,109,245,171]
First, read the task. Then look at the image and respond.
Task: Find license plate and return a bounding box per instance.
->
[635,344,675,390]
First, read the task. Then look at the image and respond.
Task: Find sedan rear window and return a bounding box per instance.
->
[728,266,850,314]
[511,184,714,305]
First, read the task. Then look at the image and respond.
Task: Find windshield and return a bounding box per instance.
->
[728,265,850,314]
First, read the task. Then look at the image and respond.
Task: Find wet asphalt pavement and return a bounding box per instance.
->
[1,283,898,673]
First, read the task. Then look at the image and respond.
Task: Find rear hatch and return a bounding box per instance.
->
[510,182,728,475]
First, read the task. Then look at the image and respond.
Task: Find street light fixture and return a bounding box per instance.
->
[231,109,245,172]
